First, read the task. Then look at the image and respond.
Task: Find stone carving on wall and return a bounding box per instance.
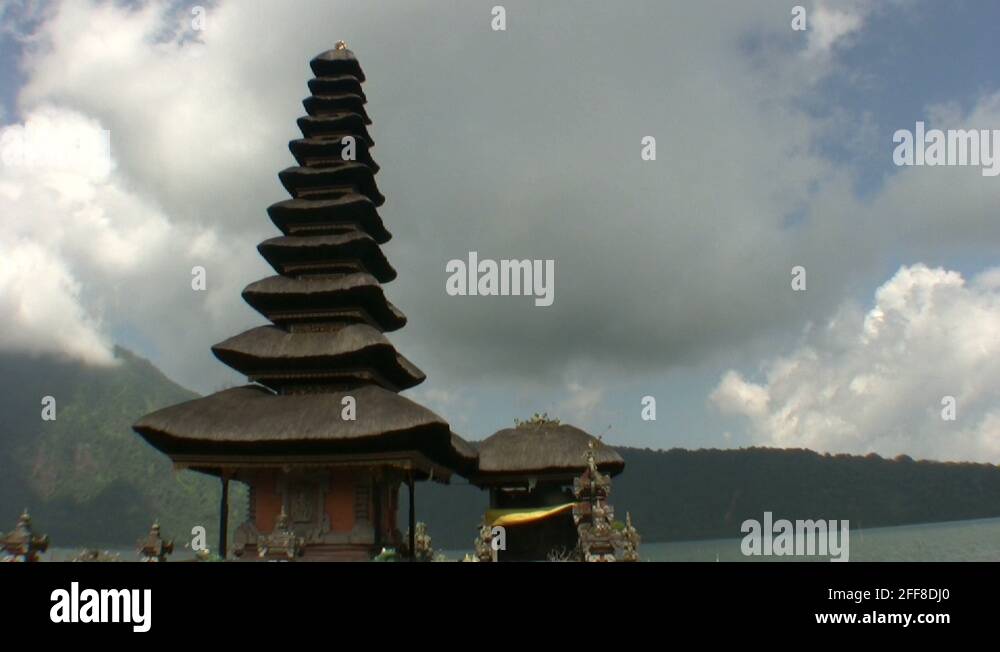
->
[289,483,315,523]
[257,508,304,560]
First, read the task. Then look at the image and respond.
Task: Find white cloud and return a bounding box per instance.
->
[0,0,996,445]
[0,1,997,464]
[556,381,605,422]
[712,370,769,417]
[804,1,868,60]
[0,104,254,383]
[0,240,113,364]
[867,91,1000,252]
[6,0,861,390]
[712,264,1000,463]
[15,0,293,231]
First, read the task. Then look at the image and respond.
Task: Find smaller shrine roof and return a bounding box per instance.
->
[310,47,366,81]
[308,75,366,100]
[257,230,396,280]
[242,273,406,331]
[473,422,624,482]
[266,194,389,241]
[278,164,384,205]
[211,324,425,391]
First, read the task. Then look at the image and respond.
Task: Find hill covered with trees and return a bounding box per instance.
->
[0,347,244,549]
[414,447,1000,549]
[3,348,1000,551]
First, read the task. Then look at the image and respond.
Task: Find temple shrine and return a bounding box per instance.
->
[134,45,638,562]
[472,416,631,561]
[133,43,477,561]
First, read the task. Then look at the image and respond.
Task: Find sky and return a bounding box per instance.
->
[1,0,999,462]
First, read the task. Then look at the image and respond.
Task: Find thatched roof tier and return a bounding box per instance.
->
[289,137,379,172]
[310,48,366,81]
[450,431,480,467]
[242,273,406,331]
[211,324,424,391]
[472,423,624,484]
[134,385,477,476]
[257,231,396,281]
[133,46,475,484]
[278,164,384,205]
[296,114,373,145]
[267,195,389,241]
[308,75,366,101]
[303,94,371,124]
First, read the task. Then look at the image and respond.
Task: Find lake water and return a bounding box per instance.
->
[40,516,1000,562]
[444,516,1000,562]
[643,516,1000,562]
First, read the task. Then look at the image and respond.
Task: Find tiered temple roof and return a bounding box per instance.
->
[134,45,475,480]
[472,420,624,485]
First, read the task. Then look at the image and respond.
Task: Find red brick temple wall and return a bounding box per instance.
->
[327,472,356,533]
[241,469,408,560]
[253,473,281,533]
[250,470,360,535]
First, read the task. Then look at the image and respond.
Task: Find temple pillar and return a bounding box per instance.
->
[219,473,230,558]
[372,473,383,552]
[408,472,415,561]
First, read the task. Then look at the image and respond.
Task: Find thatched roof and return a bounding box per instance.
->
[310,48,365,81]
[267,194,389,242]
[278,164,383,206]
[308,75,366,101]
[211,324,424,391]
[133,384,477,475]
[473,423,624,482]
[449,431,480,466]
[131,46,483,480]
[242,273,406,331]
[303,94,371,124]
[257,231,395,281]
[296,114,373,145]
[288,137,378,172]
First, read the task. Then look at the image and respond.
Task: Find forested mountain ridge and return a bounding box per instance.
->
[0,347,243,548]
[411,449,1000,548]
[3,348,999,550]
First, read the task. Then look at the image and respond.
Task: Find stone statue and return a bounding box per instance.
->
[473,520,495,562]
[137,521,174,562]
[621,512,641,562]
[258,507,304,560]
[403,521,435,562]
[571,446,641,562]
[1,509,49,562]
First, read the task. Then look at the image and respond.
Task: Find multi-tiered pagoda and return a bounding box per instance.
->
[134,44,476,561]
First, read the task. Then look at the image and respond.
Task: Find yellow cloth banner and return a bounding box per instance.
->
[485,502,577,527]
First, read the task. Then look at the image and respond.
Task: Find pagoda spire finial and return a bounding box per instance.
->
[335,40,348,50]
